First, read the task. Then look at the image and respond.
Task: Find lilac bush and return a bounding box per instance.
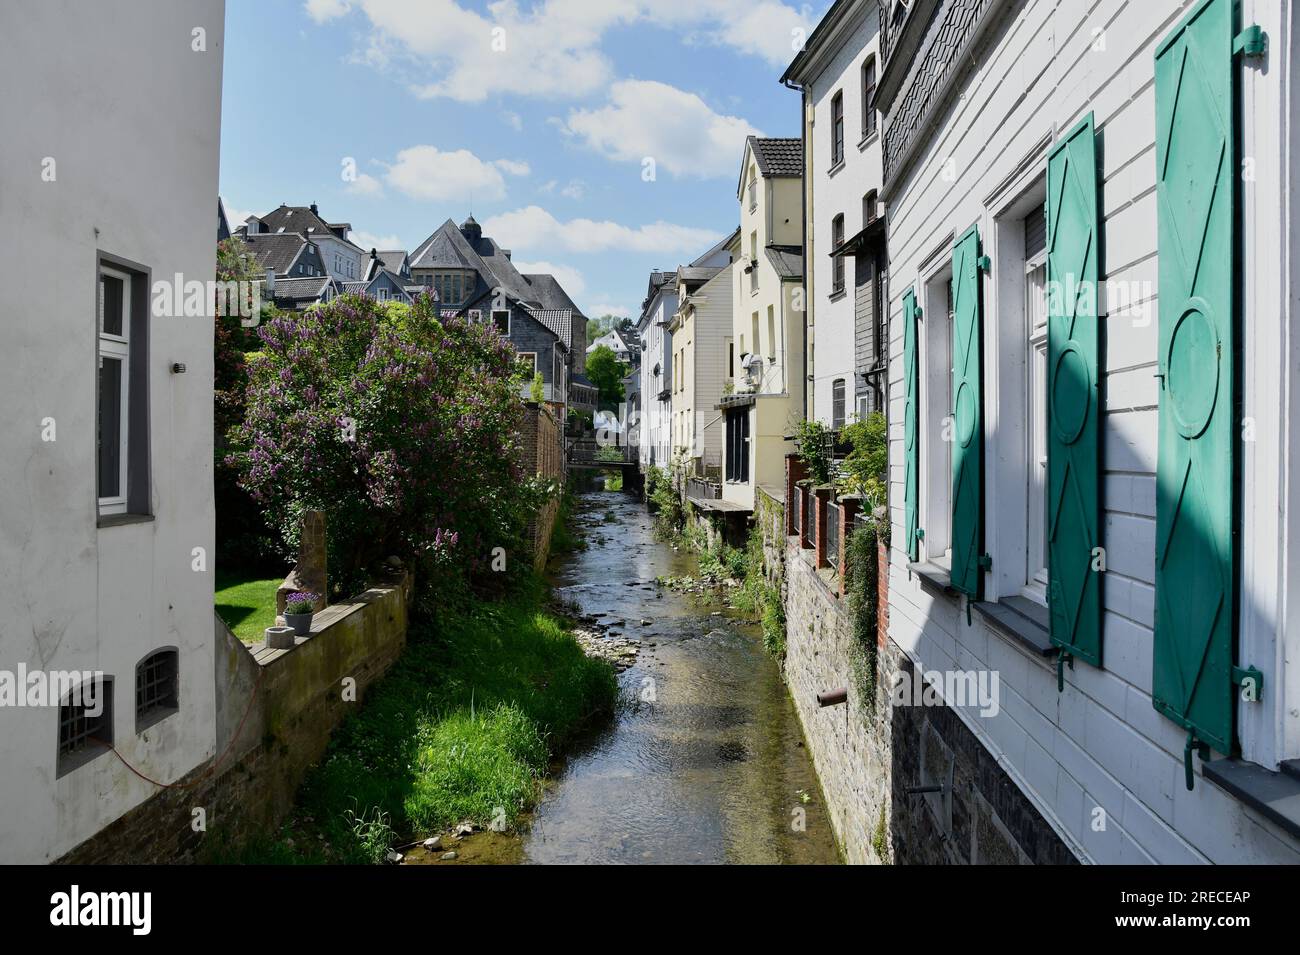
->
[229,293,543,598]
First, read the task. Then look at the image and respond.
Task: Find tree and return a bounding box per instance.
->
[228,293,545,597]
[586,344,628,408]
[586,313,632,345]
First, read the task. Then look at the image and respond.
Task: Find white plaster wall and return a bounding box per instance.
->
[638,289,677,471]
[805,5,883,425]
[0,0,225,862]
[883,0,1300,862]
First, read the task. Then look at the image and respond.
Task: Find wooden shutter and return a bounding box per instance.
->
[1046,114,1103,667]
[903,287,920,561]
[950,227,985,598]
[1152,0,1236,757]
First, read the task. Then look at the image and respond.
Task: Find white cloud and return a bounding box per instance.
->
[482,205,720,256]
[351,229,404,251]
[345,171,385,197]
[513,259,586,298]
[587,303,632,319]
[222,202,257,230]
[304,0,351,24]
[560,180,586,200]
[382,145,508,201]
[314,0,815,103]
[561,79,761,179]
[493,158,531,177]
[502,111,523,131]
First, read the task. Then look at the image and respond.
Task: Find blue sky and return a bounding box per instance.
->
[219,0,828,319]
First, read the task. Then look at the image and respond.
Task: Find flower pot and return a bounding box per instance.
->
[284,612,313,636]
[265,625,296,650]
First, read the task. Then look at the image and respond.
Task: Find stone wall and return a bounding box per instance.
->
[782,536,1077,864]
[520,402,564,570]
[56,574,412,863]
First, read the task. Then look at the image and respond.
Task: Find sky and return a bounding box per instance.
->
[218,0,830,320]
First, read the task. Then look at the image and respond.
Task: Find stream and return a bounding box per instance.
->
[406,482,841,864]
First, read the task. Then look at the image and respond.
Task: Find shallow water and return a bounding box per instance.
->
[514,486,841,865]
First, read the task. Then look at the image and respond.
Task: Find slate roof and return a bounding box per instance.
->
[257,204,364,251]
[241,233,310,274]
[523,273,582,314]
[765,245,804,280]
[677,265,725,288]
[377,250,409,275]
[410,219,485,271]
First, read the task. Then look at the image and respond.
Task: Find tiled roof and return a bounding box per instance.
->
[526,308,574,348]
[269,275,334,308]
[750,137,802,178]
[257,204,363,251]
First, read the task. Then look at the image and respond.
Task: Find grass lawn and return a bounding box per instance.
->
[215,569,283,643]
[214,579,619,863]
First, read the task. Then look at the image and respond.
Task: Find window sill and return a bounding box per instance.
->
[972,596,1057,657]
[1202,758,1300,841]
[858,130,879,151]
[908,560,958,598]
[97,512,155,529]
[829,287,847,302]
[827,159,846,178]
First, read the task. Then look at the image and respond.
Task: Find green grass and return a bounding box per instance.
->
[215,580,618,863]
[215,569,283,643]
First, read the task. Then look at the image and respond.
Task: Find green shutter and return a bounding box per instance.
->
[950,226,984,598]
[1152,0,1236,758]
[1046,114,1103,667]
[903,287,920,561]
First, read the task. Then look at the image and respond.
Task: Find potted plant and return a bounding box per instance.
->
[283,591,319,636]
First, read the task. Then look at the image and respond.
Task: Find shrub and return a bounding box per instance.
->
[794,419,836,486]
[839,411,887,507]
[229,294,546,598]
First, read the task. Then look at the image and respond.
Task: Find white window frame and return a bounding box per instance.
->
[1025,248,1049,599]
[376,287,389,302]
[918,248,953,567]
[492,309,511,336]
[98,265,131,515]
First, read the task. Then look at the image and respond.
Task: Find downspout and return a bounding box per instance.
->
[782,75,808,423]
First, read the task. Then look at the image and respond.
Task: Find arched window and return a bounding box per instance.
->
[135,647,179,732]
[863,190,879,226]
[58,676,113,777]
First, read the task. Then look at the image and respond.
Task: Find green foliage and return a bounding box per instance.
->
[586,344,629,407]
[586,314,632,344]
[530,371,545,403]
[845,524,880,710]
[231,584,618,863]
[839,411,887,508]
[646,466,684,539]
[731,524,786,659]
[214,571,282,643]
[871,802,890,863]
[229,293,544,598]
[595,443,625,463]
[794,419,836,486]
[547,484,586,557]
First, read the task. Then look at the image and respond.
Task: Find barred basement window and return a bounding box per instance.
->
[136,649,179,732]
[58,677,113,777]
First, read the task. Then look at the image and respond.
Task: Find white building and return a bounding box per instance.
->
[587,328,633,363]
[880,0,1300,862]
[0,0,225,862]
[783,0,886,427]
[243,203,364,284]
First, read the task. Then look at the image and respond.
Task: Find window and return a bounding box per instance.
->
[831,91,844,166]
[863,190,878,226]
[831,215,845,294]
[58,677,113,777]
[377,287,389,301]
[832,378,846,430]
[492,309,510,336]
[920,266,953,564]
[1024,208,1049,595]
[862,57,877,138]
[748,164,758,212]
[98,259,147,517]
[136,648,179,732]
[750,232,759,293]
[767,306,776,361]
[725,408,750,483]
[751,312,760,363]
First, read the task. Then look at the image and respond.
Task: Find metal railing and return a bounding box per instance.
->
[803,488,815,548]
[825,501,840,574]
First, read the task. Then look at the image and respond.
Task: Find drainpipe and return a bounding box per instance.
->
[781,74,808,423]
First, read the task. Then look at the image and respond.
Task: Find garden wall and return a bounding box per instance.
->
[56,573,412,863]
[521,402,564,570]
